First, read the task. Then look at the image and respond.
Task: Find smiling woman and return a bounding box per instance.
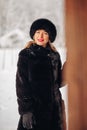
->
[16,18,66,130]
[33,29,49,47]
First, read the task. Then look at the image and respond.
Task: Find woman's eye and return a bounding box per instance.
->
[36,31,40,33]
[44,32,48,35]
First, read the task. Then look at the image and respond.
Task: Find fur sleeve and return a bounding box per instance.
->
[16,49,34,115]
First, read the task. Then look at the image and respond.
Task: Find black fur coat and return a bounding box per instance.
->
[16,43,66,130]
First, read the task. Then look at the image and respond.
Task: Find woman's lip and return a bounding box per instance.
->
[38,39,44,42]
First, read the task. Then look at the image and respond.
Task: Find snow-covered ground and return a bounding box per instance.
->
[0,70,19,130]
[0,49,20,130]
[0,48,67,130]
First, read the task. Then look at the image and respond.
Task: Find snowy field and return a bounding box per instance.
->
[0,48,68,130]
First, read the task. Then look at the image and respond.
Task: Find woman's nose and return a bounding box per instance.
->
[39,32,43,38]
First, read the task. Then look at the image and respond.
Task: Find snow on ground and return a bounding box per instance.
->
[0,70,19,130]
[0,48,67,130]
[0,49,20,130]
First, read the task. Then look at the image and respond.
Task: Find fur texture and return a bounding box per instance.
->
[29,18,57,42]
[16,43,66,130]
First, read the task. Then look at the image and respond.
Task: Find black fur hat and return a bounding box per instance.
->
[29,18,57,43]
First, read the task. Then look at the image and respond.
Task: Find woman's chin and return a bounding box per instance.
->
[36,42,46,47]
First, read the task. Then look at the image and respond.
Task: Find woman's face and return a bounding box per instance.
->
[33,29,49,47]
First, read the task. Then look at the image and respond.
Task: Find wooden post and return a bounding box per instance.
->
[64,0,87,130]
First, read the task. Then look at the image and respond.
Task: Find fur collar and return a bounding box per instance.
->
[24,41,57,52]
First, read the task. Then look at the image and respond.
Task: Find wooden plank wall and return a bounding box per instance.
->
[64,0,87,130]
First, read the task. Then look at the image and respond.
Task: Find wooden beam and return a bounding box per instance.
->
[65,0,87,130]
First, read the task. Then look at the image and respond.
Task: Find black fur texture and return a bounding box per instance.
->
[16,44,66,130]
[30,18,57,42]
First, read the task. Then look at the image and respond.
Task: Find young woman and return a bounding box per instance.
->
[16,18,66,130]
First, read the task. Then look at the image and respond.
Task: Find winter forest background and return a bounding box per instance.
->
[0,0,67,130]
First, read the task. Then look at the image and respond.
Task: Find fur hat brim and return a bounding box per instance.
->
[29,18,57,43]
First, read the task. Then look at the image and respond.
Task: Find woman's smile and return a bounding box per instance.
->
[38,38,44,42]
[34,29,49,47]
